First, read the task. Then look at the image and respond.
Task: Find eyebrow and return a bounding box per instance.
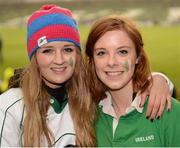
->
[40,46,53,49]
[94,46,131,51]
[63,44,75,47]
[94,47,106,51]
[116,46,131,49]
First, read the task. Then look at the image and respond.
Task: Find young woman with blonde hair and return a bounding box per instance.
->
[0,4,96,147]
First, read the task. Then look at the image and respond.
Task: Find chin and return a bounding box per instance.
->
[109,87,123,91]
[56,80,67,84]
[106,83,124,91]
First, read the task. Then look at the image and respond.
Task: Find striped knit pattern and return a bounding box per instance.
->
[27,4,80,59]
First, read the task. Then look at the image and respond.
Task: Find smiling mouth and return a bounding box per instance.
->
[51,67,67,73]
[105,71,124,76]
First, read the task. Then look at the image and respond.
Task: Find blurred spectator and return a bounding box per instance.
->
[0,68,23,94]
[8,68,24,89]
[0,67,14,92]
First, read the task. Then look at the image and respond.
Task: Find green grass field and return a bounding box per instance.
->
[0,25,180,98]
[141,26,180,89]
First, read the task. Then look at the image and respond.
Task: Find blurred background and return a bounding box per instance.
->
[0,0,179,99]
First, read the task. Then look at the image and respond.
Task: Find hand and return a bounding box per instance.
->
[139,75,172,121]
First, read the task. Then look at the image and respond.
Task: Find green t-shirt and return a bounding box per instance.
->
[96,97,180,147]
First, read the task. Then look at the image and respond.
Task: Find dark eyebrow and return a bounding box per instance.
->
[94,46,131,51]
[94,48,106,51]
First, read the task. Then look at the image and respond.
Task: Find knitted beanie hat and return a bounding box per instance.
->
[27,4,80,59]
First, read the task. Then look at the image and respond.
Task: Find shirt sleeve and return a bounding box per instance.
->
[0,105,22,147]
[151,72,174,95]
[0,90,23,147]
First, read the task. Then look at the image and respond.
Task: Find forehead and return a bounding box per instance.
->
[41,41,75,48]
[94,30,135,49]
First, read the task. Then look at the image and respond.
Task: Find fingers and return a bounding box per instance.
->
[156,96,166,119]
[149,95,161,121]
[146,95,172,122]
[145,74,172,122]
[146,94,156,120]
[166,95,172,112]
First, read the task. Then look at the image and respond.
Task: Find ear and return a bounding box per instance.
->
[135,57,140,64]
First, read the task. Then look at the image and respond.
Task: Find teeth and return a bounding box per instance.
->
[106,71,123,76]
[52,67,66,72]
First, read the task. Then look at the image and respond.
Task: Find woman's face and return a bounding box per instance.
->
[93,30,138,90]
[36,41,77,88]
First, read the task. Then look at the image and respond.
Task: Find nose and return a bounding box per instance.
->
[107,53,118,68]
[53,50,65,65]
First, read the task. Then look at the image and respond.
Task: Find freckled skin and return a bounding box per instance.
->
[68,57,74,67]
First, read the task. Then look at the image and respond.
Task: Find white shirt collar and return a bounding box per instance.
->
[99,91,143,119]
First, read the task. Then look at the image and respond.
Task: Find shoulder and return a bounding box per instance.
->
[0,88,23,111]
[169,97,180,114]
[161,97,180,121]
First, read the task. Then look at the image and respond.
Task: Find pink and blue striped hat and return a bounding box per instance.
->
[27,4,80,60]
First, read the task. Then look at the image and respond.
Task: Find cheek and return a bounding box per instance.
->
[121,59,136,73]
[94,59,103,72]
[67,57,74,67]
[129,59,137,74]
[66,54,77,71]
[94,55,107,67]
[36,54,52,68]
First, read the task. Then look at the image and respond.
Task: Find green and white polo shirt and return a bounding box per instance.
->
[96,92,180,147]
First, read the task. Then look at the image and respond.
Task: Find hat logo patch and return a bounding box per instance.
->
[38,36,47,47]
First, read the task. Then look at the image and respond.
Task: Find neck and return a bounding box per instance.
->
[43,76,66,88]
[45,84,68,107]
[110,80,134,116]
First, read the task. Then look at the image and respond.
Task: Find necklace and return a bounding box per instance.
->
[111,101,124,117]
[111,92,137,117]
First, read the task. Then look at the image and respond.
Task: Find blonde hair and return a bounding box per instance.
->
[20,49,97,146]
